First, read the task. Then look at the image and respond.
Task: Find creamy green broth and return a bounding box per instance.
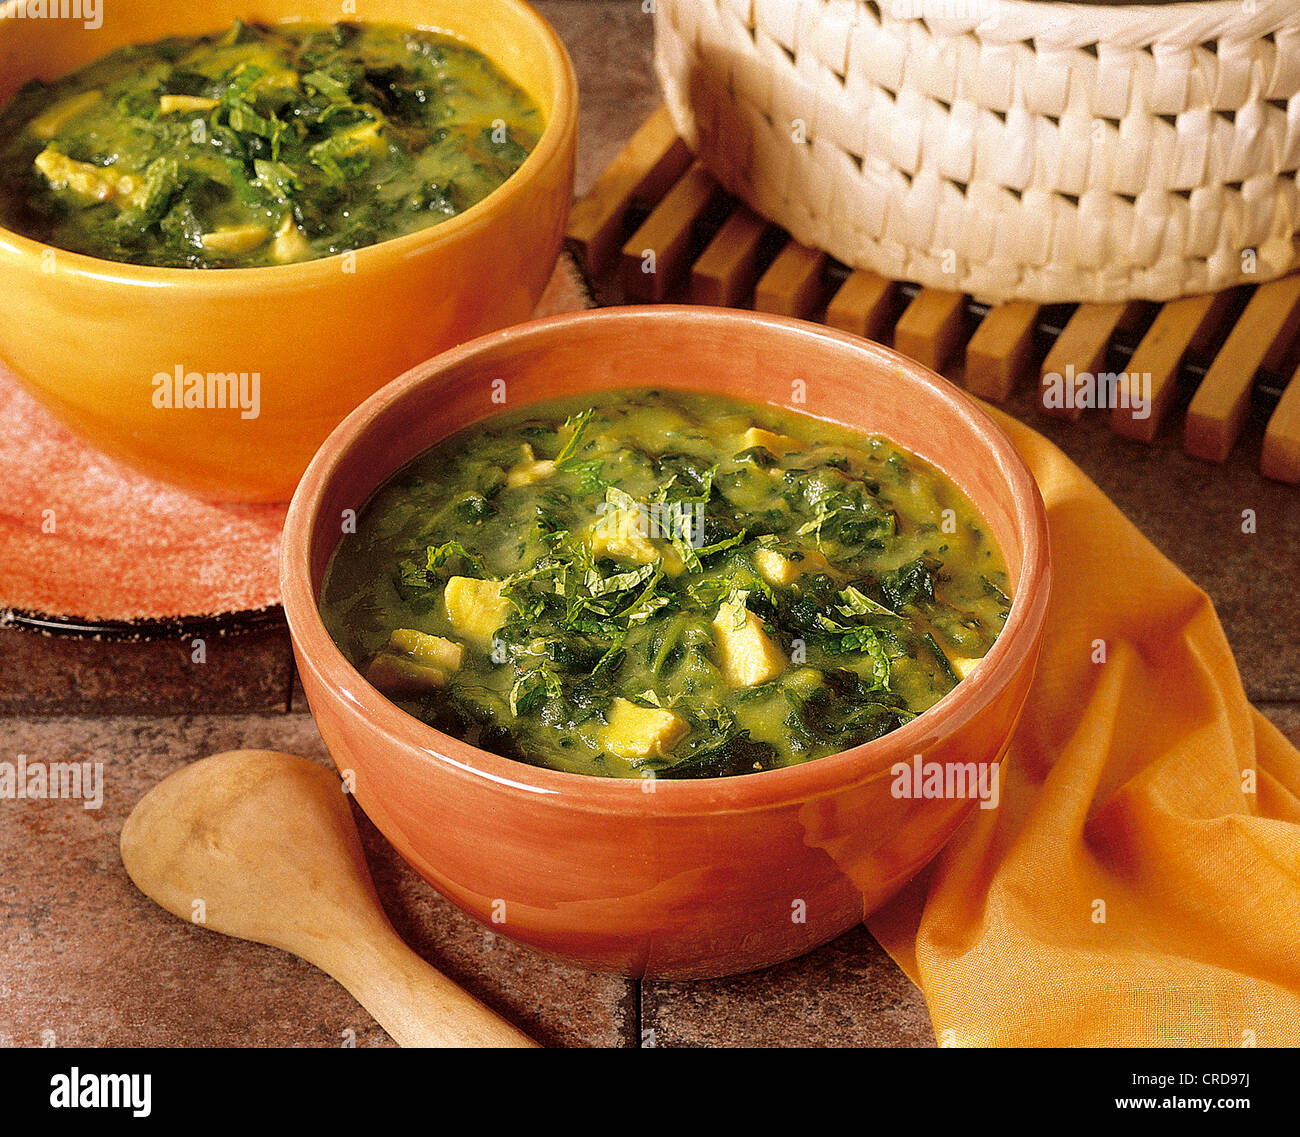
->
[320,390,1013,780]
[0,20,541,267]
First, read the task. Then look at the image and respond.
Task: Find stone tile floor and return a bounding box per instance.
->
[2,2,1295,1048]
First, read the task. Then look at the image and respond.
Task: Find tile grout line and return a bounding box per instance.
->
[633,976,642,1049]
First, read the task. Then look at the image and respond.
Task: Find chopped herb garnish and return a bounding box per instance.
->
[319,390,1012,779]
[0,21,543,268]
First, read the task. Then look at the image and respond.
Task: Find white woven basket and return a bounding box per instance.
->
[653,0,1300,305]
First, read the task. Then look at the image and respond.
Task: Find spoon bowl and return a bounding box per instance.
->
[120,749,536,1047]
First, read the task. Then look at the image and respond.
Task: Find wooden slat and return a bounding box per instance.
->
[691,205,771,308]
[824,270,897,343]
[1260,363,1300,483]
[894,289,966,373]
[754,240,828,318]
[1186,274,1300,463]
[964,302,1040,402]
[1039,302,1137,421]
[566,107,692,276]
[1264,307,1300,375]
[1110,292,1235,442]
[620,163,723,303]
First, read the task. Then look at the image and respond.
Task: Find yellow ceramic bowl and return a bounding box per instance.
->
[0,0,577,502]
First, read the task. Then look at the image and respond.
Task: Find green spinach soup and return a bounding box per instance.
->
[320,390,1013,779]
[0,20,541,267]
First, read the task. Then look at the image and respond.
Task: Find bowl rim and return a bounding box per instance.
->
[0,0,578,285]
[281,305,1052,815]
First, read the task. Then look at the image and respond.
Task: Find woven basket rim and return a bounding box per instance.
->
[790,2,1300,54]
[874,0,1298,27]
[901,0,1289,10]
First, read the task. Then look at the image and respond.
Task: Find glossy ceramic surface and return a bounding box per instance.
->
[0,0,577,502]
[281,307,1052,979]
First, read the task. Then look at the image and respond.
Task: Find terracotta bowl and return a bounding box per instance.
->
[0,0,576,502]
[281,306,1052,979]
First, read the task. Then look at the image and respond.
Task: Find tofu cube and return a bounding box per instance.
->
[753,546,830,586]
[602,697,689,761]
[34,148,144,206]
[444,576,512,647]
[948,654,981,680]
[365,654,449,694]
[339,119,387,156]
[159,95,220,114]
[505,443,556,487]
[270,214,311,264]
[741,426,800,457]
[711,600,786,687]
[200,224,271,255]
[589,506,685,575]
[364,629,464,696]
[590,506,657,563]
[385,628,464,673]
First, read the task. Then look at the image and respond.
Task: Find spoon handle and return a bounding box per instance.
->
[324,926,539,1048]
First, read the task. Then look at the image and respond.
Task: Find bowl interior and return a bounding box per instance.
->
[305,308,1035,586]
[0,0,574,274]
[285,306,1050,800]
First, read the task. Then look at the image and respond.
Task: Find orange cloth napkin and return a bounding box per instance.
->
[867,406,1300,1048]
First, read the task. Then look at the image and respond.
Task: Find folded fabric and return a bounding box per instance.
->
[867,406,1300,1048]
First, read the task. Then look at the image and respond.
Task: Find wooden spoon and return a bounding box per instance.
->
[120,749,537,1048]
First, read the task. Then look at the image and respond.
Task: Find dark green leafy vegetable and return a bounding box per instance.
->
[0,21,542,268]
[320,390,1013,779]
